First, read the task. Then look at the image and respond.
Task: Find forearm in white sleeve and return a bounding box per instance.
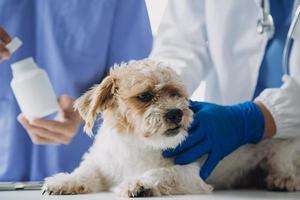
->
[150,0,211,96]
[255,75,300,138]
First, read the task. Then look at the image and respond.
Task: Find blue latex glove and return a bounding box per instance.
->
[163,101,265,180]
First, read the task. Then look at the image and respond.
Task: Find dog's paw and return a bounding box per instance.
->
[115,179,161,198]
[42,173,90,195]
[266,175,300,192]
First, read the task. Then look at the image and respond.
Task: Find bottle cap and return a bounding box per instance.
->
[6,37,23,54]
[11,57,37,77]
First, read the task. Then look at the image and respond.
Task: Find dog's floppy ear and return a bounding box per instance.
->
[74,76,117,136]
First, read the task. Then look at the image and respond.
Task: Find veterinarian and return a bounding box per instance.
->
[152,0,300,180]
[0,0,152,181]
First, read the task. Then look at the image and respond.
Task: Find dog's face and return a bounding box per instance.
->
[74,59,193,149]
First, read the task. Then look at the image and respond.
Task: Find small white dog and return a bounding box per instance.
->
[43,60,300,197]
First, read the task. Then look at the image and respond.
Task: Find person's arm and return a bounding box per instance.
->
[255,101,276,138]
[163,77,300,180]
[163,100,265,180]
[0,27,12,60]
[255,75,300,138]
[150,0,211,96]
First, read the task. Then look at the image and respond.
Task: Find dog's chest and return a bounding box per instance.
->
[91,125,172,184]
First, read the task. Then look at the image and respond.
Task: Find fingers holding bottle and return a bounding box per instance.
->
[0,27,12,60]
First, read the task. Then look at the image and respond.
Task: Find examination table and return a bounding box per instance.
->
[1,190,300,200]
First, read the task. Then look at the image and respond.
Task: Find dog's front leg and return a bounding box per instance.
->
[42,156,107,195]
[115,164,213,197]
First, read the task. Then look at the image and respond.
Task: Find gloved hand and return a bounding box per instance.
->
[163,101,265,180]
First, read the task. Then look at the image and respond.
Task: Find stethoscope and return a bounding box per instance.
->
[257,0,300,76]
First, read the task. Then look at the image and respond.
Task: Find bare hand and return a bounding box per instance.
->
[0,27,11,60]
[18,95,82,144]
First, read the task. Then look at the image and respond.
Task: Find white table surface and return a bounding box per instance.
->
[0,190,300,200]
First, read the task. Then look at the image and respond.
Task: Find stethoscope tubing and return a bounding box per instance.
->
[258,1,300,76]
[282,5,300,76]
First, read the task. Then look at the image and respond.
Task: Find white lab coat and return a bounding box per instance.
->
[150,0,300,137]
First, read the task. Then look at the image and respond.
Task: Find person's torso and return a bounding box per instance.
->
[202,0,300,104]
[0,0,152,181]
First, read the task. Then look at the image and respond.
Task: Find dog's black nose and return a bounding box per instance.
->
[165,109,183,124]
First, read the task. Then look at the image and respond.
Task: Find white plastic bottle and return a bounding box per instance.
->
[10,57,59,120]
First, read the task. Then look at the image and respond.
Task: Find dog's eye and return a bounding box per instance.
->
[136,92,154,102]
[169,91,181,98]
